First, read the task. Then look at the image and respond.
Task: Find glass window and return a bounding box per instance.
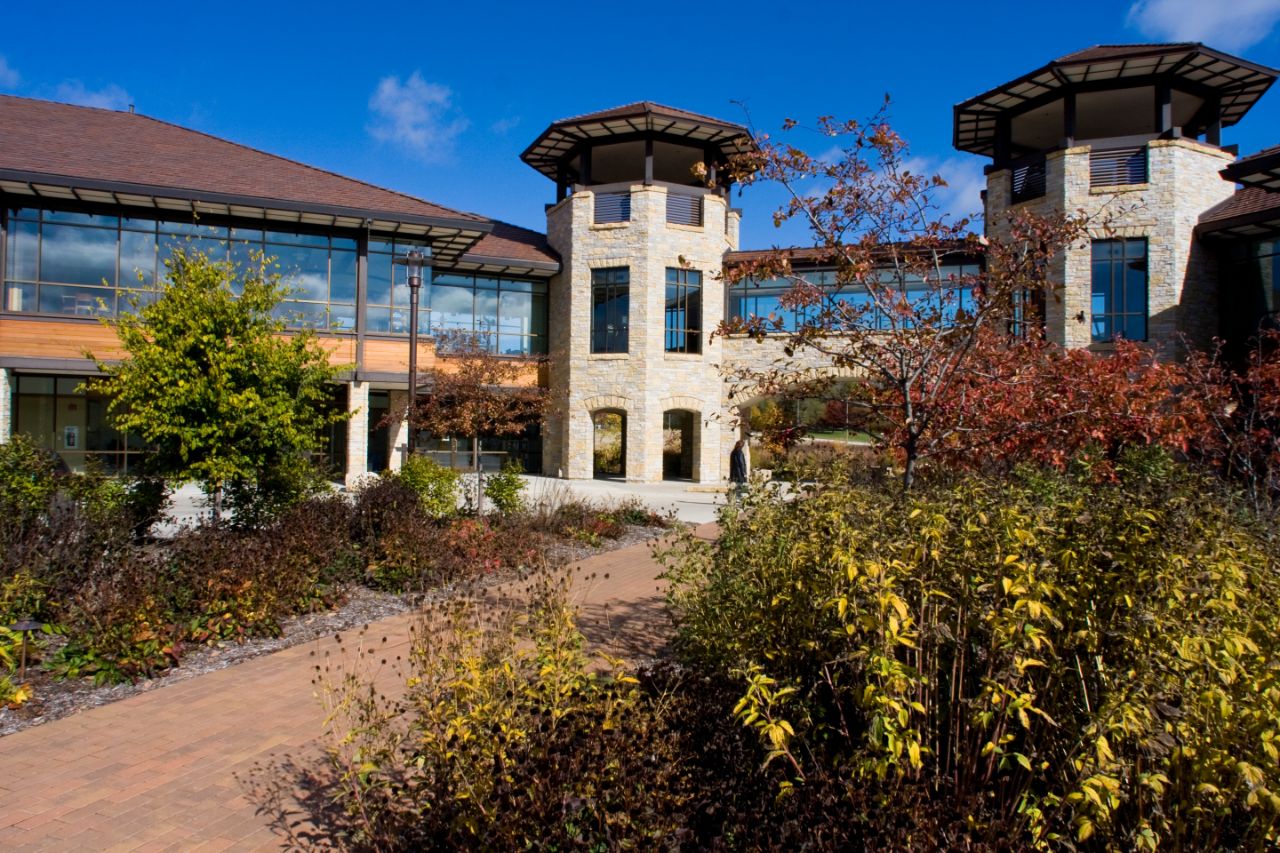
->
[665,267,702,353]
[4,206,359,329]
[40,223,117,286]
[119,230,157,287]
[1091,238,1147,342]
[591,267,629,354]
[6,219,38,281]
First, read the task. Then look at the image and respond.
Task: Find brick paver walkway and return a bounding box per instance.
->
[0,524,716,851]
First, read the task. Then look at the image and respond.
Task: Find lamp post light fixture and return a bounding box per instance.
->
[8,617,41,681]
[393,247,432,456]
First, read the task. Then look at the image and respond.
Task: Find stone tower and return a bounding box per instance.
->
[955,44,1276,353]
[521,103,753,481]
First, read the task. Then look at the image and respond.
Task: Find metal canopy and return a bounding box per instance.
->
[520,101,756,181]
[954,43,1279,157]
[1222,146,1280,192]
[0,169,491,264]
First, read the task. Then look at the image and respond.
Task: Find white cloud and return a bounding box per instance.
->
[367,72,468,162]
[0,56,19,89]
[905,156,987,230]
[1126,0,1280,52]
[54,80,132,111]
[490,116,521,135]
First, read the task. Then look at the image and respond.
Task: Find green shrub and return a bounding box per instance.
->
[223,452,327,530]
[662,450,1280,850]
[0,435,60,544]
[396,455,460,518]
[482,459,526,514]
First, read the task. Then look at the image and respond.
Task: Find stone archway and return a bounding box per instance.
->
[591,409,626,478]
[661,410,696,480]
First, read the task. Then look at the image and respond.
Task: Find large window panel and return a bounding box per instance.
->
[591,267,630,354]
[330,250,357,304]
[1091,238,1147,342]
[119,230,157,287]
[431,284,475,330]
[40,223,117,286]
[6,218,38,281]
[273,244,329,302]
[664,267,702,354]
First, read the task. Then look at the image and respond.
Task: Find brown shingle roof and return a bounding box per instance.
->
[520,101,755,181]
[954,43,1279,158]
[0,94,484,224]
[1198,185,1280,235]
[551,101,748,131]
[1054,43,1199,63]
[0,94,560,270]
[465,220,559,268]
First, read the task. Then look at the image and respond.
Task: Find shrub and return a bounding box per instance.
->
[318,575,693,849]
[396,456,460,518]
[483,459,526,514]
[223,452,328,530]
[350,475,421,547]
[662,450,1280,850]
[0,434,60,545]
[50,549,180,685]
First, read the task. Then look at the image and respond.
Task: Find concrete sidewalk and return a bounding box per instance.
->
[0,524,715,851]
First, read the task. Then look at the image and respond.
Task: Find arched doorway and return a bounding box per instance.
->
[662,409,696,480]
[592,409,626,478]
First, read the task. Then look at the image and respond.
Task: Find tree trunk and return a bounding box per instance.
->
[473,436,483,514]
[211,482,223,525]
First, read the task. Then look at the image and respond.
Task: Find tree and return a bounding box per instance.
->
[409,330,547,511]
[722,105,1089,489]
[89,248,348,523]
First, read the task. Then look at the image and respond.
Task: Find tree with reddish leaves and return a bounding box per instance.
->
[933,331,1208,474]
[409,330,548,509]
[721,105,1090,489]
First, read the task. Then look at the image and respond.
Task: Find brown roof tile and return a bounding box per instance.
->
[466,220,559,267]
[550,101,747,132]
[1199,185,1280,228]
[0,94,484,224]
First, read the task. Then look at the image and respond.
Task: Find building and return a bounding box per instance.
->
[3,42,1280,485]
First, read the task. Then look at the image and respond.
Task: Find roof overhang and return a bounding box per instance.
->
[1221,149,1280,191]
[521,105,755,181]
[954,44,1279,157]
[0,169,493,263]
[451,252,560,277]
[1198,206,1280,240]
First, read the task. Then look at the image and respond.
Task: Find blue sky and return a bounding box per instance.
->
[5,0,1280,249]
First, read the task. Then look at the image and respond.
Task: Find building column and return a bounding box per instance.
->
[0,368,11,444]
[344,380,369,489]
[387,389,410,472]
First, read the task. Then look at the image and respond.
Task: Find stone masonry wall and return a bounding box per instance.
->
[344,380,369,488]
[545,185,737,482]
[0,368,10,444]
[986,138,1235,356]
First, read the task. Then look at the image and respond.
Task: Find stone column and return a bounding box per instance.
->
[387,389,409,472]
[344,380,369,489]
[0,368,11,444]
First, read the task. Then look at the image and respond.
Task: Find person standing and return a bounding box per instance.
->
[729,439,748,499]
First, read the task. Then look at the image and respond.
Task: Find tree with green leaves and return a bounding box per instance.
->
[89,248,348,523]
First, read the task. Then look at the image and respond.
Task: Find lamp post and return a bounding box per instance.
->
[393,248,432,456]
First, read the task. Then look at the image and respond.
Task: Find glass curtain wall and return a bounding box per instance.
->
[12,374,147,473]
[366,237,547,354]
[728,264,980,332]
[3,206,357,330]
